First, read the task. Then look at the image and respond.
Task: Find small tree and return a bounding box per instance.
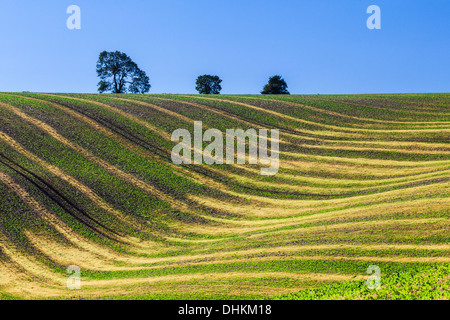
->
[96,51,151,94]
[261,75,290,95]
[195,75,222,94]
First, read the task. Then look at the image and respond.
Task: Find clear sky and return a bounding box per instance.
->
[0,0,449,94]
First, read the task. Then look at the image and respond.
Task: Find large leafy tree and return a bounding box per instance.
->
[129,69,151,94]
[195,75,222,94]
[96,51,151,94]
[261,75,290,95]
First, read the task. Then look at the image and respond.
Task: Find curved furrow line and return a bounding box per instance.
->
[28,95,175,160]
[232,165,450,190]
[81,243,450,270]
[150,96,449,156]
[166,201,449,240]
[301,95,450,117]
[320,140,450,153]
[85,95,449,161]
[0,170,134,261]
[152,96,364,140]
[0,93,447,299]
[8,95,273,203]
[189,182,449,221]
[8,95,235,197]
[200,171,448,199]
[0,234,66,289]
[45,97,243,196]
[80,271,365,288]
[282,151,450,167]
[12,94,395,200]
[0,100,196,216]
[43,94,172,140]
[237,96,450,126]
[112,96,195,124]
[0,153,122,240]
[283,142,450,157]
[32,95,254,188]
[129,96,450,155]
[189,96,450,133]
[0,130,140,232]
[3,96,271,203]
[81,255,450,276]
[244,217,449,242]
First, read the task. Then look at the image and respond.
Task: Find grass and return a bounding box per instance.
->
[0,92,448,300]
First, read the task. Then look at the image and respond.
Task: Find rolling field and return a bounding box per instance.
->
[0,92,449,300]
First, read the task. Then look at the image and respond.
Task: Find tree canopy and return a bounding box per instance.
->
[195,75,222,94]
[261,75,290,95]
[96,51,150,94]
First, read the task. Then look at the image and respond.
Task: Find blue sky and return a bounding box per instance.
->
[0,0,449,94]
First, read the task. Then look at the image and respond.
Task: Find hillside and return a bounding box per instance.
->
[0,93,449,299]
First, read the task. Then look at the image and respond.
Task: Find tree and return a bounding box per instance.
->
[96,51,151,94]
[129,69,151,94]
[195,75,222,94]
[261,75,290,95]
